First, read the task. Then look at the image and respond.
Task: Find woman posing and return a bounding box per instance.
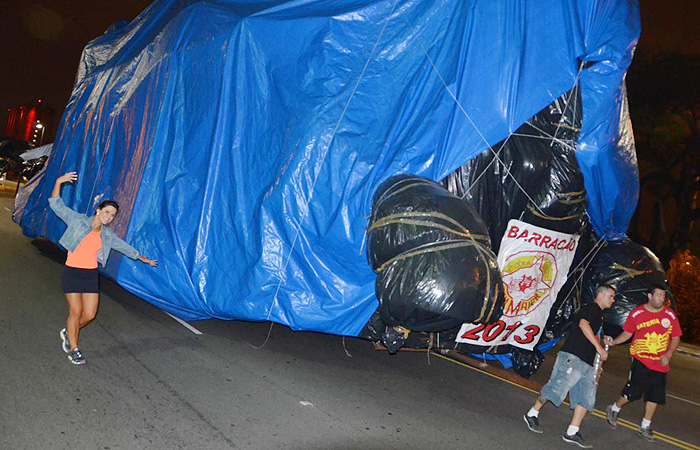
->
[49,172,157,365]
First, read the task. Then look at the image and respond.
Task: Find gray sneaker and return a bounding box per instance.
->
[523,414,543,433]
[563,432,593,448]
[637,426,654,442]
[605,404,619,429]
[59,328,71,354]
[68,348,86,365]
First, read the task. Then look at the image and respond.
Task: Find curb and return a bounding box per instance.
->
[677,345,700,359]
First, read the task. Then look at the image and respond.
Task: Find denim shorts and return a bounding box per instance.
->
[540,351,597,411]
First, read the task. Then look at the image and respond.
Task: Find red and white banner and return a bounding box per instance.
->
[456,220,579,350]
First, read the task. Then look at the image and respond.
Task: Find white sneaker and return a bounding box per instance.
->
[59,328,70,354]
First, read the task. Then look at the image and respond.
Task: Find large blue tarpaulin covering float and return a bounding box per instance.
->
[16,0,640,336]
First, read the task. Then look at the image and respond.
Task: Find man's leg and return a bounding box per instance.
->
[562,406,592,448]
[533,395,548,412]
[608,359,645,428]
[643,401,658,422]
[606,396,628,429]
[570,405,588,428]
[636,402,658,441]
[614,396,629,409]
[525,353,575,434]
[636,364,664,442]
[524,394,547,433]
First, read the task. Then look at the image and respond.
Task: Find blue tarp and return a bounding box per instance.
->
[16,0,640,336]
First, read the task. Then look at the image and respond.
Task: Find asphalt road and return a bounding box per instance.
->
[1,192,698,450]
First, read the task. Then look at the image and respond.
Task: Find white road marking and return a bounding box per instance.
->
[299,401,314,407]
[165,312,203,335]
[667,394,700,407]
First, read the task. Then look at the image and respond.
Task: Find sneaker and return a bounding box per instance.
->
[68,348,86,365]
[523,414,543,433]
[605,404,619,429]
[563,432,593,448]
[637,426,654,442]
[59,328,71,354]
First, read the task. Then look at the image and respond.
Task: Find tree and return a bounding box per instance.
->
[667,250,700,344]
[626,51,700,266]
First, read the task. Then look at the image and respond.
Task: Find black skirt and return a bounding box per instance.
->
[61,266,99,294]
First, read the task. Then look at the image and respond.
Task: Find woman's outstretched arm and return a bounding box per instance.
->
[137,255,158,267]
[51,172,77,197]
[49,172,82,223]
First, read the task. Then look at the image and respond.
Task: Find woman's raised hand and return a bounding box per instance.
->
[57,172,78,184]
[52,172,78,197]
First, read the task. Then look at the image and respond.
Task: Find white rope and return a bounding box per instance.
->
[508,133,578,153]
[512,125,579,152]
[251,0,400,350]
[557,235,608,309]
[551,61,584,146]
[522,121,578,153]
[399,13,586,217]
[245,321,275,350]
[398,11,548,218]
[459,150,499,199]
[455,67,582,198]
[461,135,512,198]
[342,336,353,357]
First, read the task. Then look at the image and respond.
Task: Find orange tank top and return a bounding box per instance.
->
[65,230,102,269]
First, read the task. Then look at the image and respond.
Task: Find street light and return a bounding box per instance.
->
[34,121,45,146]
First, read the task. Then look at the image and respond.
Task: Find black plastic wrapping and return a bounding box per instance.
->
[442,86,587,254]
[581,239,670,336]
[357,309,385,341]
[376,239,503,332]
[367,175,503,333]
[511,347,545,378]
[367,174,491,271]
[380,327,408,355]
[361,88,594,369]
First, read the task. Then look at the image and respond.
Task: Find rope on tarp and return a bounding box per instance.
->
[400,9,586,218]
[250,0,401,350]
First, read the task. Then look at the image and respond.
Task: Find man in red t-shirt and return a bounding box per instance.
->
[604,284,682,442]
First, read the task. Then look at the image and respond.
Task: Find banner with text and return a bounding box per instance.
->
[456,220,579,350]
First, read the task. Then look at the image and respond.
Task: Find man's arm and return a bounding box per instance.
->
[660,336,681,367]
[608,330,633,347]
[580,318,608,361]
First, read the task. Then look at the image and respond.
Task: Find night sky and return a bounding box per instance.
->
[1,0,151,133]
[1,0,698,137]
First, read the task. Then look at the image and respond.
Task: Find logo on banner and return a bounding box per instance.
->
[502,252,556,317]
[456,220,579,350]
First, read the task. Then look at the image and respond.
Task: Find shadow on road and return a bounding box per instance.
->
[31,238,67,264]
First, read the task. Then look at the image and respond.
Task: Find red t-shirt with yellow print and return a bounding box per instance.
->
[623,305,682,373]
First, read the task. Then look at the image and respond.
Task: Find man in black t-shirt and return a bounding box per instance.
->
[523,284,616,448]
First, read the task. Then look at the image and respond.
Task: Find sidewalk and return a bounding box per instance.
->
[0,178,22,194]
[677,342,700,359]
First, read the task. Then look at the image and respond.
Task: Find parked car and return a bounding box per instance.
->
[0,137,30,180]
